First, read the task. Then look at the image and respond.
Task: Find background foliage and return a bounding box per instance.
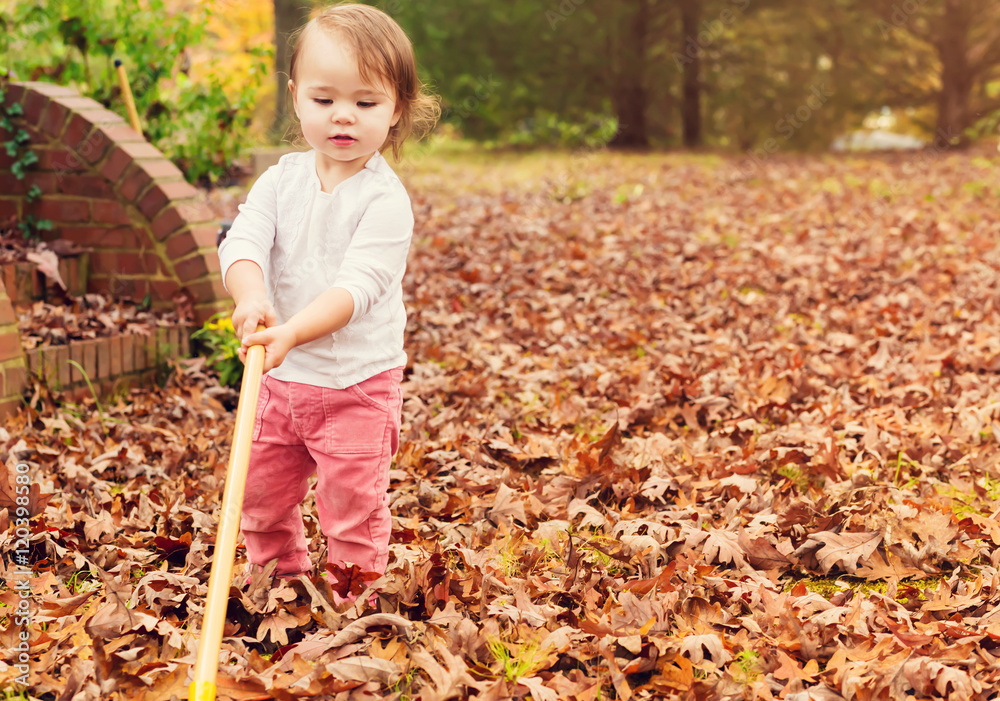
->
[376,0,1000,150]
[2,0,999,179]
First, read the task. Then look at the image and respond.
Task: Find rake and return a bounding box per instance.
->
[190,324,266,701]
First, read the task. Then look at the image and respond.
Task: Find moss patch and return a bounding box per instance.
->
[781,575,950,601]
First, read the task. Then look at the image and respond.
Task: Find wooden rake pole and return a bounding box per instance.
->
[113,58,143,135]
[190,324,267,701]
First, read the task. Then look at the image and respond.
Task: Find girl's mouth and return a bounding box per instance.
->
[331,135,356,144]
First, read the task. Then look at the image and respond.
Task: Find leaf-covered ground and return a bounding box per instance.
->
[4,149,1000,700]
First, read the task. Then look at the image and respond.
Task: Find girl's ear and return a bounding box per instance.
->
[288,79,300,118]
[390,102,402,128]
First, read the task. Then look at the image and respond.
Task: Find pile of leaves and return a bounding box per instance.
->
[0,225,187,349]
[3,149,1000,699]
[0,218,40,266]
[0,221,91,267]
[16,294,187,351]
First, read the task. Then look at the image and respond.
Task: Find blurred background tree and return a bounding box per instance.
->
[270,0,311,141]
[2,0,997,184]
[856,0,1000,145]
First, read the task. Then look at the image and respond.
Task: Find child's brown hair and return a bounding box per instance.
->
[287,2,440,161]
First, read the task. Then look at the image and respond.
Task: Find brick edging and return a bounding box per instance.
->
[24,325,194,400]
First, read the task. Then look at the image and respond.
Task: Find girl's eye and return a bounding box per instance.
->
[358,102,376,108]
[313,99,332,105]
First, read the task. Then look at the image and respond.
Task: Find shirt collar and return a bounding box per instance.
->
[308,149,381,192]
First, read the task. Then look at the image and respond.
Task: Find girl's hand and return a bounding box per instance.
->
[231,295,277,342]
[239,324,297,374]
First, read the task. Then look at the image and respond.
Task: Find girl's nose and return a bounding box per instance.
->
[331,105,355,123]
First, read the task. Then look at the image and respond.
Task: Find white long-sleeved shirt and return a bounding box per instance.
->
[217,149,414,389]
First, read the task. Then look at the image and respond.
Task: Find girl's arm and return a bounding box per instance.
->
[218,165,280,340]
[225,260,266,304]
[238,285,354,370]
[285,185,414,342]
[330,186,415,323]
[284,287,355,345]
[239,186,413,372]
[227,260,276,341]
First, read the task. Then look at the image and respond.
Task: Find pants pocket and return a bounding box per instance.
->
[349,371,393,411]
[323,383,389,455]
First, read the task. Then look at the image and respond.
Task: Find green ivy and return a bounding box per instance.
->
[0,82,52,240]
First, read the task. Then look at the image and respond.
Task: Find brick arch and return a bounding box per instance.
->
[0,81,231,324]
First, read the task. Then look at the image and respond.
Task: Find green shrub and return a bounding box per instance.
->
[0,0,269,185]
[502,110,619,149]
[191,313,243,388]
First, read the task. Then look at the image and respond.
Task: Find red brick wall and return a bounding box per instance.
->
[0,284,28,418]
[0,80,231,420]
[0,81,230,324]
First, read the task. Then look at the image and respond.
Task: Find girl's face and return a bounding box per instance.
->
[289,29,401,179]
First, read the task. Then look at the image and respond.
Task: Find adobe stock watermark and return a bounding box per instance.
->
[858,125,959,225]
[546,0,588,30]
[538,121,623,205]
[395,73,500,179]
[438,74,501,126]
[279,252,326,292]
[876,0,929,39]
[674,0,751,69]
[737,82,834,177]
[10,461,34,689]
[46,114,129,192]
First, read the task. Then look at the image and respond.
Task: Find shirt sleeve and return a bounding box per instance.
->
[217,165,279,293]
[332,184,415,324]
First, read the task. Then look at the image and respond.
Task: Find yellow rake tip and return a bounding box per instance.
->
[189,680,217,701]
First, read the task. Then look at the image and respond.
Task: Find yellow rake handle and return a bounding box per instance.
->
[190,324,267,701]
[114,58,143,136]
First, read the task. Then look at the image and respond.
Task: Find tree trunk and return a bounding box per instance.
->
[609,1,651,149]
[270,0,313,142]
[680,0,702,148]
[936,59,974,148]
[934,0,975,147]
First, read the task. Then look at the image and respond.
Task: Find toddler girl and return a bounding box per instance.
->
[217,2,439,593]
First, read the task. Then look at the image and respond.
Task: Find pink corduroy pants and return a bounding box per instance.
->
[239,367,403,581]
